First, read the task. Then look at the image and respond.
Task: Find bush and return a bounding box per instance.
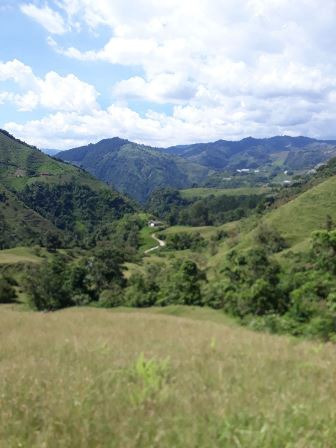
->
[254,224,288,254]
[166,232,206,251]
[24,255,73,311]
[0,276,17,303]
[98,286,125,308]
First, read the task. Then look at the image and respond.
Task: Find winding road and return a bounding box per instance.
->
[144,233,166,254]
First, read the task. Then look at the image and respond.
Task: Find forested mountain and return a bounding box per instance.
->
[0,130,135,248]
[57,138,211,203]
[164,136,336,171]
[57,135,336,201]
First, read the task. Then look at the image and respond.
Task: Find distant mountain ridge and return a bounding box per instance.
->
[57,135,336,202]
[164,136,336,170]
[57,138,211,203]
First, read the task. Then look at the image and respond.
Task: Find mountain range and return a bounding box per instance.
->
[57,136,336,202]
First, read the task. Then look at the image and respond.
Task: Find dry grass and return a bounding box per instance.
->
[1,305,336,447]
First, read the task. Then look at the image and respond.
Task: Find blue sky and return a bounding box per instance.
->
[1,0,336,149]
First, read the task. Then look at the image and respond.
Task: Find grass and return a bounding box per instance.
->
[180,186,271,199]
[159,224,217,239]
[1,305,336,447]
[260,175,336,246]
[0,246,42,265]
[139,226,158,251]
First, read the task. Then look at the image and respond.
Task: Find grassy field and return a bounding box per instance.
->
[1,305,336,447]
[0,246,43,265]
[180,186,271,199]
[139,226,158,251]
[159,224,217,239]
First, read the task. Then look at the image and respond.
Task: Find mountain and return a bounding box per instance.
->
[57,135,336,202]
[56,138,211,203]
[164,136,336,171]
[0,130,135,248]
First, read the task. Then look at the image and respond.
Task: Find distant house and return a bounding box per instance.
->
[148,220,163,228]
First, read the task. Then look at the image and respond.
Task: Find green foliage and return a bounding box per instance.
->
[148,187,264,227]
[157,260,205,306]
[19,182,134,244]
[24,249,126,310]
[166,231,206,250]
[98,286,125,308]
[44,231,62,252]
[214,247,286,317]
[128,353,170,405]
[254,224,288,253]
[25,255,72,311]
[125,273,159,307]
[0,276,17,303]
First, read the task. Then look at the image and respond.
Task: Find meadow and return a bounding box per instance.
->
[1,305,336,447]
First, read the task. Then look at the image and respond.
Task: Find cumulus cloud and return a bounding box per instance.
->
[20,3,67,34]
[0,59,99,112]
[10,0,336,146]
[6,93,336,151]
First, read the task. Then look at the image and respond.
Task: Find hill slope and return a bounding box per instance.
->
[0,130,135,248]
[57,138,211,203]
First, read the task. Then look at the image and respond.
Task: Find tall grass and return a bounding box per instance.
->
[1,305,336,447]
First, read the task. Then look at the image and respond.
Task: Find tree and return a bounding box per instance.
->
[218,247,286,317]
[157,260,205,306]
[25,255,72,310]
[0,276,17,303]
[44,231,62,252]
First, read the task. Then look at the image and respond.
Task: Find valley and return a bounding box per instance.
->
[2,129,336,447]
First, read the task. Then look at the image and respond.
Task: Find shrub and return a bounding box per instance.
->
[98,286,125,308]
[0,277,17,303]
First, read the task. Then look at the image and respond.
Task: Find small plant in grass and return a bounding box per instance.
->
[128,353,170,405]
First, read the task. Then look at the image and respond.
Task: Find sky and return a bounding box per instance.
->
[1,0,336,150]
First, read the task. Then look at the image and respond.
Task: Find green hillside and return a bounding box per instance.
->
[57,138,211,203]
[0,183,61,249]
[263,175,336,246]
[0,130,135,248]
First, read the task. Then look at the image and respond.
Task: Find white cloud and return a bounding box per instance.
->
[0,59,99,112]
[6,91,336,151]
[20,3,67,34]
[8,0,336,145]
[113,74,197,104]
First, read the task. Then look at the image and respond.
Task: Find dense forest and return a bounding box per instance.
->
[147,187,268,226]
